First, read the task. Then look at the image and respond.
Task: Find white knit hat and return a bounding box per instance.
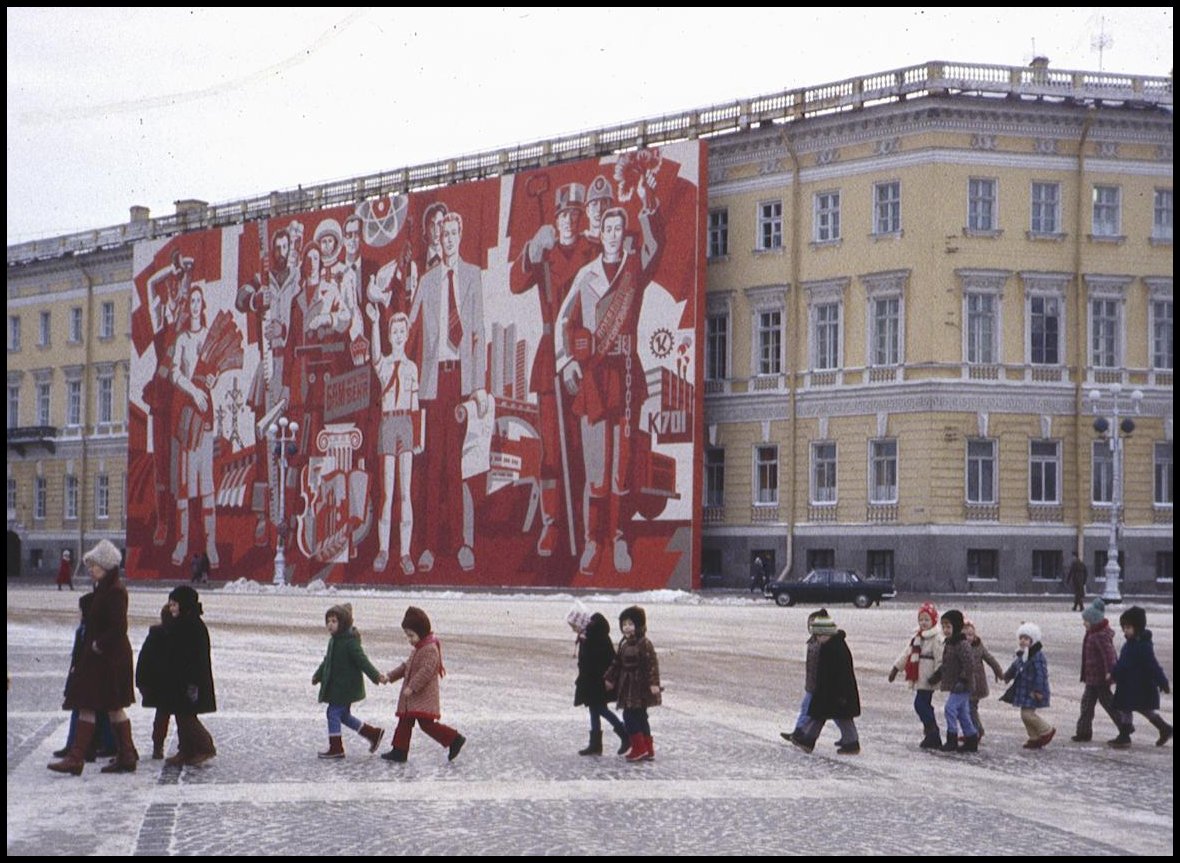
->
[1016,621,1042,643]
[82,539,122,572]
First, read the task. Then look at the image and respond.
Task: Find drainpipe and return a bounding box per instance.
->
[1072,108,1096,559]
[78,263,95,563]
[782,132,804,580]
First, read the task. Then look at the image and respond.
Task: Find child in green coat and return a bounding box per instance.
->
[312,604,387,759]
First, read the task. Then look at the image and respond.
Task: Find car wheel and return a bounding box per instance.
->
[774,592,794,607]
[853,593,872,609]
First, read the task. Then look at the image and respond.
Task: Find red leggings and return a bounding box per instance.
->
[392,716,459,753]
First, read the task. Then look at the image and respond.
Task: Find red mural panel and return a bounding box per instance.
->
[126,142,705,589]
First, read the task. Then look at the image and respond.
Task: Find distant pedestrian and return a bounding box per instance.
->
[1109,606,1172,748]
[750,556,767,593]
[963,617,1004,744]
[162,586,218,767]
[191,552,210,584]
[1000,621,1056,749]
[1065,552,1087,611]
[888,602,944,749]
[312,603,387,759]
[136,603,176,759]
[383,607,466,763]
[605,605,662,762]
[785,611,861,755]
[569,609,628,756]
[56,549,74,591]
[933,609,978,752]
[1071,598,1129,744]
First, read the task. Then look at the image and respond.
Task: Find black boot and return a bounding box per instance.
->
[614,726,630,755]
[960,734,979,752]
[941,733,959,753]
[381,747,408,762]
[919,724,942,750]
[578,731,603,756]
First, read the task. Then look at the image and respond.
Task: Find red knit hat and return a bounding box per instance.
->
[918,602,939,627]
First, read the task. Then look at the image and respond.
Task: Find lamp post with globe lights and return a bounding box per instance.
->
[267,416,299,586]
[1087,384,1143,604]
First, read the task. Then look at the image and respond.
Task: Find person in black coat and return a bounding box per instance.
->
[788,612,862,755]
[162,586,218,767]
[572,612,628,756]
[52,592,116,762]
[136,604,175,759]
[1109,606,1172,748]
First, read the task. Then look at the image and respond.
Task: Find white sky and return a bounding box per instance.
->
[5,7,1173,245]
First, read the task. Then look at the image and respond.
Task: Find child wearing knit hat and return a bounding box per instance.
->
[962,617,1005,744]
[787,609,830,736]
[785,611,861,755]
[888,602,944,749]
[1071,598,1130,744]
[311,604,388,759]
[1000,621,1056,749]
[1109,606,1172,748]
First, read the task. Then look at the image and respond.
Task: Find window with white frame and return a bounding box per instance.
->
[69,307,83,343]
[6,476,15,513]
[1029,440,1061,504]
[1031,550,1062,582]
[867,549,895,581]
[1155,442,1173,507]
[966,292,997,364]
[813,303,840,370]
[811,442,837,503]
[100,301,115,339]
[1029,295,1061,365]
[8,316,20,352]
[814,191,840,242]
[64,474,78,520]
[96,473,110,520]
[36,382,51,427]
[758,310,782,376]
[34,476,46,519]
[7,384,19,429]
[1030,182,1060,234]
[1154,189,1173,241]
[966,549,998,580]
[97,375,114,425]
[1091,185,1121,237]
[870,439,898,503]
[755,445,778,505]
[968,178,997,232]
[870,296,900,366]
[66,379,82,427]
[1152,298,1173,370]
[757,201,783,250]
[708,209,729,258]
[873,181,901,234]
[704,448,725,508]
[966,439,997,504]
[706,313,728,381]
[39,311,51,347]
[1090,298,1120,368]
[1092,440,1113,504]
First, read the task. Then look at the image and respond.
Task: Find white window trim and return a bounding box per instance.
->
[96,473,111,520]
[753,443,779,506]
[756,199,783,252]
[1154,441,1173,508]
[868,438,899,505]
[706,291,734,388]
[803,278,848,379]
[1091,439,1115,506]
[810,440,838,505]
[38,311,51,348]
[872,180,902,236]
[64,474,79,521]
[957,269,1009,367]
[966,176,1000,235]
[1090,184,1123,239]
[1152,188,1173,244]
[708,207,729,260]
[1084,275,1133,377]
[861,270,909,370]
[744,285,788,384]
[1145,277,1173,374]
[1028,439,1062,505]
[965,438,998,505]
[812,189,841,244]
[68,306,84,344]
[1020,271,1069,368]
[1029,180,1063,238]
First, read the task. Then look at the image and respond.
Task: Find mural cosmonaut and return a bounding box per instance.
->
[126,141,704,588]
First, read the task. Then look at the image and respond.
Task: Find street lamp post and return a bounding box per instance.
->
[267,416,299,586]
[1087,384,1143,604]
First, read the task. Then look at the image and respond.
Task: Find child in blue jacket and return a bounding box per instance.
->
[1109,606,1172,748]
[1001,621,1055,749]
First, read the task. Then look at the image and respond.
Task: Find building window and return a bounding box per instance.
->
[8,316,20,352]
[1092,440,1113,504]
[814,191,840,242]
[6,476,15,513]
[966,292,997,364]
[870,296,900,366]
[811,442,837,504]
[36,382,51,427]
[1090,298,1120,369]
[66,380,82,427]
[758,310,782,376]
[1029,295,1061,365]
[1031,550,1062,582]
[755,445,778,505]
[807,548,835,572]
[968,178,997,231]
[708,208,729,258]
[7,385,19,429]
[1158,552,1174,583]
[39,311,51,347]
[813,303,840,370]
[1152,299,1173,370]
[758,200,783,250]
[706,314,728,381]
[1094,549,1125,582]
[873,181,901,235]
[64,475,79,521]
[98,376,114,425]
[69,306,83,343]
[966,549,998,580]
[1031,182,1060,234]
[1156,442,1173,507]
[1092,185,1121,237]
[870,439,898,504]
[1154,189,1173,241]
[100,301,115,339]
[966,439,997,504]
[96,473,110,520]
[34,476,47,520]
[866,549,894,581]
[704,448,725,508]
[1029,440,1060,503]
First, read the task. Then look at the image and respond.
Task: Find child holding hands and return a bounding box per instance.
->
[312,603,387,759]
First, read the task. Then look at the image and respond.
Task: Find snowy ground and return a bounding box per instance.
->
[7,584,1173,856]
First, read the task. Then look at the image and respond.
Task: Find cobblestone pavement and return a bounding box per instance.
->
[7,586,1173,855]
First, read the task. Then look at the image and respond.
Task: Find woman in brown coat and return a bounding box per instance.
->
[48,539,139,775]
[605,605,662,762]
[382,607,466,763]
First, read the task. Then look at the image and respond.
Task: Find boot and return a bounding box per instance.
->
[100,720,138,773]
[152,712,170,760]
[381,747,408,763]
[614,726,630,755]
[1107,729,1133,749]
[359,723,385,754]
[836,741,861,755]
[578,730,603,756]
[624,733,649,762]
[318,735,345,760]
[787,731,815,754]
[960,734,980,753]
[1152,721,1173,747]
[1070,732,1092,743]
[919,724,942,750]
[48,719,95,775]
[447,734,466,762]
[941,733,959,753]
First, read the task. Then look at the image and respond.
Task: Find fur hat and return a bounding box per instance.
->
[1082,598,1107,626]
[401,606,432,639]
[1119,605,1147,635]
[808,612,838,637]
[942,609,965,636]
[82,539,122,573]
[168,585,203,617]
[1017,621,1042,643]
[918,601,939,628]
[325,603,354,633]
[619,605,647,637]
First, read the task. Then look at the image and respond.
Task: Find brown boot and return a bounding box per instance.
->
[101,719,138,773]
[318,735,345,759]
[359,723,386,754]
[48,719,95,775]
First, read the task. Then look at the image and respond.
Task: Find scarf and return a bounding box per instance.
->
[415,633,446,678]
[905,627,938,682]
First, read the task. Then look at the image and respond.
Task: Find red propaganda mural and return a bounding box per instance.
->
[126,141,705,589]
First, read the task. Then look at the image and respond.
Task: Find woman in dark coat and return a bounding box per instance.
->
[790,612,862,755]
[162,585,218,766]
[49,539,138,775]
[573,612,628,756]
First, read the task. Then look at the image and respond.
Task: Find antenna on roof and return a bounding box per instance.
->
[1091,16,1113,71]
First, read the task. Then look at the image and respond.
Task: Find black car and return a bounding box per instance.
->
[765,568,895,608]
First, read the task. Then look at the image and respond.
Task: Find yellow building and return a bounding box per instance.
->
[7,60,1172,591]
